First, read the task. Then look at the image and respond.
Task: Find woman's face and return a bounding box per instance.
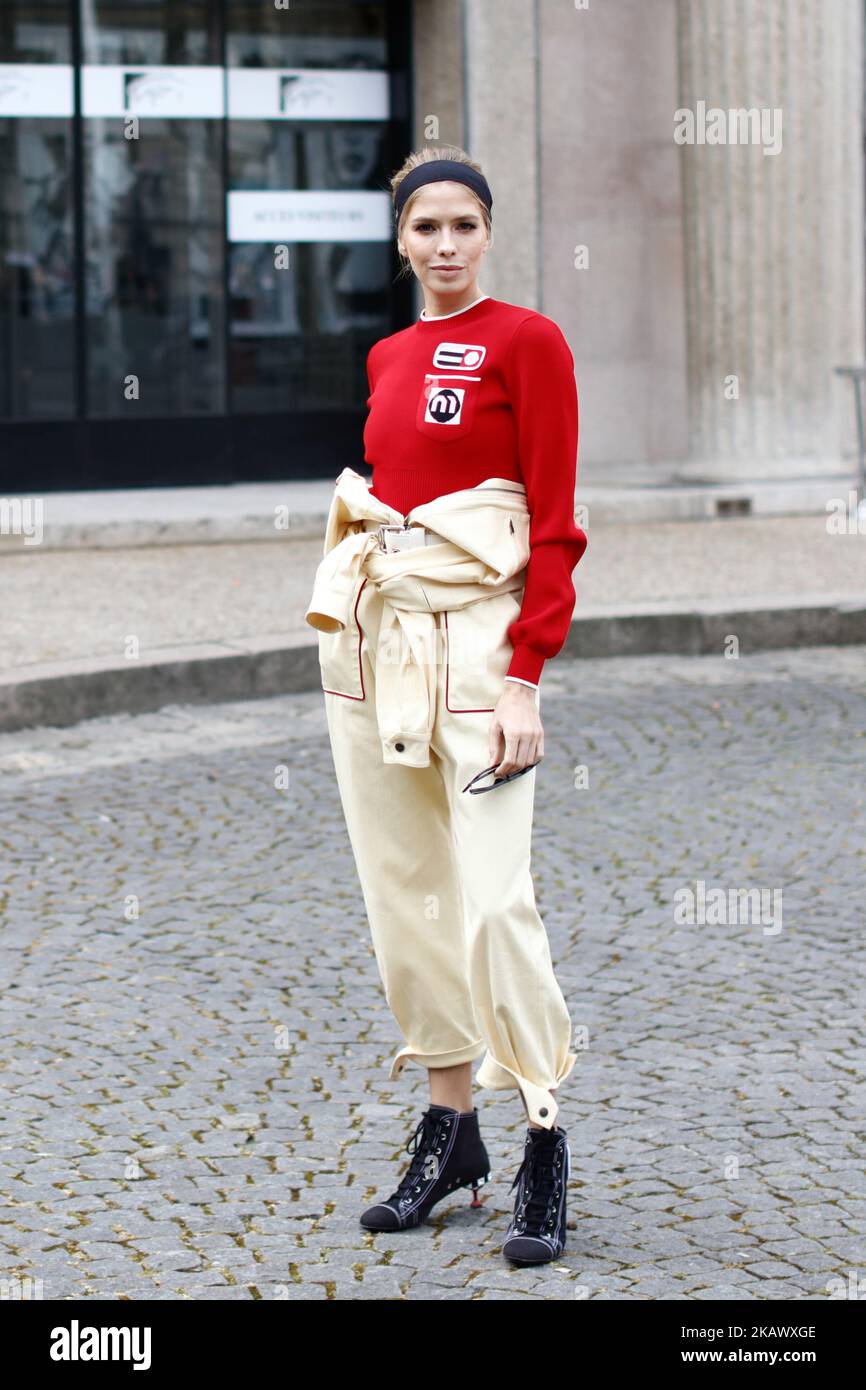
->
[398,181,489,303]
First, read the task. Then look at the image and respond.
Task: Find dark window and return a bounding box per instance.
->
[82,118,226,418]
[226,1,394,415]
[0,1,75,418]
[81,2,219,66]
[0,0,410,487]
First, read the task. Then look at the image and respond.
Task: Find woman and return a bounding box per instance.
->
[305,146,587,1266]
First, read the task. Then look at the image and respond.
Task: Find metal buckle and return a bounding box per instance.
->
[376,523,403,550]
[377,523,429,552]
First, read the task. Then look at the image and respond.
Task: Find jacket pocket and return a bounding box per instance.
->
[444,589,524,713]
[415,373,480,443]
[318,577,367,700]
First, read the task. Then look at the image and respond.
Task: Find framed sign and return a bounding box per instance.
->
[227,189,392,243]
[0,64,74,117]
[82,65,225,118]
[227,68,389,121]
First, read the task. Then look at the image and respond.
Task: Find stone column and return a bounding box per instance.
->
[412,0,540,311]
[412,0,465,152]
[461,0,540,309]
[676,0,864,480]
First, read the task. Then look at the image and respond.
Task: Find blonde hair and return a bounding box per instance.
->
[390,145,493,280]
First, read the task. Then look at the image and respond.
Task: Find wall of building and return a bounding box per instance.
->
[412,0,689,479]
[539,0,689,477]
[412,0,865,484]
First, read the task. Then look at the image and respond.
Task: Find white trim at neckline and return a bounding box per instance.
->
[419,293,490,322]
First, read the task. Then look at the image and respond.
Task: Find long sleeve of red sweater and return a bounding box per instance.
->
[503,316,587,685]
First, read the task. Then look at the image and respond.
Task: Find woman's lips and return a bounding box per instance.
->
[432,265,462,272]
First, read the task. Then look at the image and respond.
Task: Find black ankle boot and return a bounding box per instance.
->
[502,1125,570,1264]
[360,1104,492,1232]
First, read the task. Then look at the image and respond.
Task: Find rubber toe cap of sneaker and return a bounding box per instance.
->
[359,1202,402,1231]
[502,1233,558,1264]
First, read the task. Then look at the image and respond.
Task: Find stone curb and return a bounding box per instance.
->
[2,596,864,735]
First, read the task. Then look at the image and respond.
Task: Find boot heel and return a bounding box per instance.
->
[468,1172,492,1207]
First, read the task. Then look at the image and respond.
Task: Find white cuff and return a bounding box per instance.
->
[504,676,539,690]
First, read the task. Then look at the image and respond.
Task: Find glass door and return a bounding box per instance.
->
[0,0,412,490]
[0,1,76,420]
[80,1,226,420]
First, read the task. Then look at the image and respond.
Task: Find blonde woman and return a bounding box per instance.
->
[305,146,587,1265]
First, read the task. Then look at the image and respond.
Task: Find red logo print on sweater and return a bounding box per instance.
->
[432,341,487,370]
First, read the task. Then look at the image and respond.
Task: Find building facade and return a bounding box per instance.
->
[419,0,864,487]
[1,0,864,493]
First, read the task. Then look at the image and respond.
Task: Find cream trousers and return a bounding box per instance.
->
[321,568,577,1130]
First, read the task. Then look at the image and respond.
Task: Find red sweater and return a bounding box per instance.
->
[362,294,587,685]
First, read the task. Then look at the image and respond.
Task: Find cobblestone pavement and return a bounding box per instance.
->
[1,646,863,1301]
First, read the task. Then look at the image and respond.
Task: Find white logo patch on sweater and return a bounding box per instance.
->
[432,341,486,370]
[424,384,466,424]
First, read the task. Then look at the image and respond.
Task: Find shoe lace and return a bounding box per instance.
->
[510,1134,560,1231]
[390,1111,442,1201]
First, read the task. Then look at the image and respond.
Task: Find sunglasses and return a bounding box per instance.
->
[461,761,541,795]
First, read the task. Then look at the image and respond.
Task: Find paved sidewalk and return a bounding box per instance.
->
[1,512,864,733]
[1,646,863,1299]
[1,470,858,551]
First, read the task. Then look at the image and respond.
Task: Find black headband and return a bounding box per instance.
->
[394,159,493,225]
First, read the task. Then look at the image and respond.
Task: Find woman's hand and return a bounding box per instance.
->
[489,682,544,777]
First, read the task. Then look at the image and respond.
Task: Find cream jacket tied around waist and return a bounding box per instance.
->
[305,466,531,766]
